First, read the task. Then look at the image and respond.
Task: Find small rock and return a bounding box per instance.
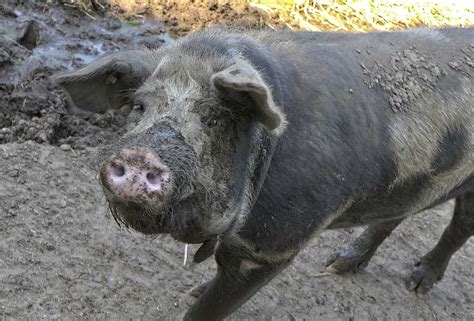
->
[0,48,11,66]
[17,20,41,50]
[0,4,18,18]
[316,297,325,305]
[9,169,20,178]
[60,144,71,151]
[36,132,48,143]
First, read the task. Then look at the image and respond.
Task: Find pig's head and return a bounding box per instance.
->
[54,38,286,243]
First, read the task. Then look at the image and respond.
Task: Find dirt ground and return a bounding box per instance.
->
[0,1,473,320]
[106,0,274,36]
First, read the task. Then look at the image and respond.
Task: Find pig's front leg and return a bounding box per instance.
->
[184,249,291,321]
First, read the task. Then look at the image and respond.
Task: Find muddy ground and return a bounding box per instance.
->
[0,1,473,320]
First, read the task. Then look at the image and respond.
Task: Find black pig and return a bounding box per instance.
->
[54,27,473,320]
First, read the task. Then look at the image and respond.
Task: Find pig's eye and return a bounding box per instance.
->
[132,103,145,113]
[207,119,218,128]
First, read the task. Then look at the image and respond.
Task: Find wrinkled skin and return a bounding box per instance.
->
[55,27,473,320]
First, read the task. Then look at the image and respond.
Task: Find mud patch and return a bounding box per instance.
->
[448,43,474,76]
[363,47,445,112]
[108,0,272,36]
[0,0,170,149]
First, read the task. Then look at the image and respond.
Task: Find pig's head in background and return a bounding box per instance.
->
[54,35,287,243]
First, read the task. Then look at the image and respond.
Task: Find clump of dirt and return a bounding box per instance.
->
[363,47,445,112]
[448,43,474,76]
[0,0,170,149]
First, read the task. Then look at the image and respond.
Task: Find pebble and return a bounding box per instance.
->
[59,199,67,208]
[60,144,71,151]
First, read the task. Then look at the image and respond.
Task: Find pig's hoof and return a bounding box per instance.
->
[407,261,443,295]
[325,248,371,273]
[189,281,210,298]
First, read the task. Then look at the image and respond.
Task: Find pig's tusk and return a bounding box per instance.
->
[183,244,189,267]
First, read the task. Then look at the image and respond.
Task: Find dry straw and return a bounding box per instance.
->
[250,0,474,31]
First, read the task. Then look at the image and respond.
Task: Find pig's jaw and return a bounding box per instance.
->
[102,188,223,243]
[103,191,173,235]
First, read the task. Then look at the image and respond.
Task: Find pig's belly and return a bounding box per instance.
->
[328,173,473,229]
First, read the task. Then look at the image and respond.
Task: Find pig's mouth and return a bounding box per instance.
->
[106,198,173,235]
[99,167,199,238]
[103,191,220,243]
[99,164,221,243]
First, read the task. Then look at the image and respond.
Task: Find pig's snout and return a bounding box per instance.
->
[100,146,172,202]
[106,161,167,192]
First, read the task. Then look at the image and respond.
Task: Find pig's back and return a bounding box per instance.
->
[238,28,473,254]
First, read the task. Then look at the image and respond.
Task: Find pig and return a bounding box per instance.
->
[54,27,473,320]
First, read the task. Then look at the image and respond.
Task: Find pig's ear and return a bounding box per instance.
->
[53,50,157,114]
[211,59,287,135]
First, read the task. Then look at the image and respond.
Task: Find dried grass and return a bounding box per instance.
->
[250,0,474,31]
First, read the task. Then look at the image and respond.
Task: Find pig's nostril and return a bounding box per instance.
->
[146,172,159,185]
[112,163,125,177]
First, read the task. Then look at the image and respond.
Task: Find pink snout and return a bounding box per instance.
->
[100,146,171,202]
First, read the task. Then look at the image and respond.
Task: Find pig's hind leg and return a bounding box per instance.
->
[325,218,404,273]
[407,192,474,294]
